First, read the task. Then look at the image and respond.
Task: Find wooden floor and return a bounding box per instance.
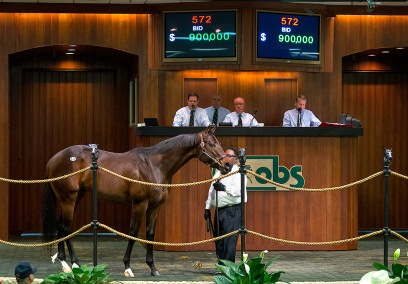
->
[0,234,404,283]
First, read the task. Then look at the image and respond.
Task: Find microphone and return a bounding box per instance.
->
[191,105,196,110]
[249,109,258,127]
[297,108,302,127]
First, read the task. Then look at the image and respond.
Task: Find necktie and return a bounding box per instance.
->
[212,108,218,125]
[238,114,243,127]
[297,112,302,127]
[189,110,195,126]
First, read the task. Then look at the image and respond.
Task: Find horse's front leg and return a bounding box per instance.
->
[123,202,146,277]
[146,206,161,276]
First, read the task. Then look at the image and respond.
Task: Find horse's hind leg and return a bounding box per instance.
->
[56,215,76,272]
[65,238,79,268]
[57,200,80,271]
[56,215,67,262]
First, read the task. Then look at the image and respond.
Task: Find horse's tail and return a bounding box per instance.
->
[42,181,56,246]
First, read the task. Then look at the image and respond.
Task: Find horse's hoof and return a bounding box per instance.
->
[62,266,72,273]
[72,263,80,269]
[60,260,72,272]
[151,270,160,276]
[124,268,134,277]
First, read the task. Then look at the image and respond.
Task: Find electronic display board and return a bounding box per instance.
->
[163,10,237,62]
[256,11,321,65]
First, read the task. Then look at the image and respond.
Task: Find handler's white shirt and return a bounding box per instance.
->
[205,165,247,209]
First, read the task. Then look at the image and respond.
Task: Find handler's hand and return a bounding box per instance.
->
[213,181,226,192]
[204,209,211,221]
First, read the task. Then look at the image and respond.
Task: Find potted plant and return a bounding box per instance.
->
[213,250,286,284]
[41,264,118,284]
[361,249,408,284]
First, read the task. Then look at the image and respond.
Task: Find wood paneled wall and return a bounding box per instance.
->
[137,134,358,251]
[8,49,135,235]
[0,13,148,239]
[1,7,408,241]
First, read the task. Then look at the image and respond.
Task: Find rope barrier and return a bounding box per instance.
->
[246,229,384,246]
[391,171,408,180]
[99,224,239,246]
[390,230,408,242]
[0,224,91,247]
[2,224,403,249]
[98,166,238,187]
[0,167,90,184]
[2,165,408,250]
[246,170,384,192]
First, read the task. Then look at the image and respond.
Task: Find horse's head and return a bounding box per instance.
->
[197,125,233,174]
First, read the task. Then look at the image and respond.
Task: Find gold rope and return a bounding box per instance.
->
[0,167,90,184]
[0,224,91,247]
[391,171,408,180]
[246,170,383,192]
[98,166,238,187]
[246,229,383,245]
[0,224,390,248]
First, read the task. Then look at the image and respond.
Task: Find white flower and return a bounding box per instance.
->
[244,263,250,274]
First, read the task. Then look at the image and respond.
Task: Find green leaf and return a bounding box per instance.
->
[214,275,234,284]
[392,263,407,278]
[264,255,280,269]
[270,271,286,282]
[373,262,391,273]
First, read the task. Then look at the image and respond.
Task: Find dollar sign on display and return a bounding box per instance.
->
[169,33,175,42]
[260,33,266,41]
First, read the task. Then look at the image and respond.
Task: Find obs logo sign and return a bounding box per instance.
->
[247,156,304,191]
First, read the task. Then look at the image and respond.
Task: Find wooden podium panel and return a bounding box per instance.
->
[133,127,361,251]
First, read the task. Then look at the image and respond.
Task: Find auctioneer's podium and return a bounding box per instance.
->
[133,126,363,251]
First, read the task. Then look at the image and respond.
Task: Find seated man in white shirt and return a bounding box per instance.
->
[172,93,211,127]
[283,95,321,127]
[223,97,258,127]
[205,94,231,126]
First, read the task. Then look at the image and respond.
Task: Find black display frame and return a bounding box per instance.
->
[255,10,322,65]
[163,10,238,63]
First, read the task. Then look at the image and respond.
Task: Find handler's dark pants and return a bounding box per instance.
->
[214,204,241,263]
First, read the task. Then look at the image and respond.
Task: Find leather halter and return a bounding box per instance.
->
[198,132,226,168]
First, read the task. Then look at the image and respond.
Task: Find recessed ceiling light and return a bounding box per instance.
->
[368,54,376,57]
[381,50,390,54]
[396,47,405,50]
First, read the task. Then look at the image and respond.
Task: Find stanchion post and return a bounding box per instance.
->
[90,144,99,267]
[238,148,247,261]
[383,148,392,268]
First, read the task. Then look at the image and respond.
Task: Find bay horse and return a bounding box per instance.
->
[42,125,230,277]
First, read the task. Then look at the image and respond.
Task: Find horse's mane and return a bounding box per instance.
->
[138,133,197,156]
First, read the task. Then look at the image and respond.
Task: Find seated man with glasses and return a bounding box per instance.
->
[223,97,258,127]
